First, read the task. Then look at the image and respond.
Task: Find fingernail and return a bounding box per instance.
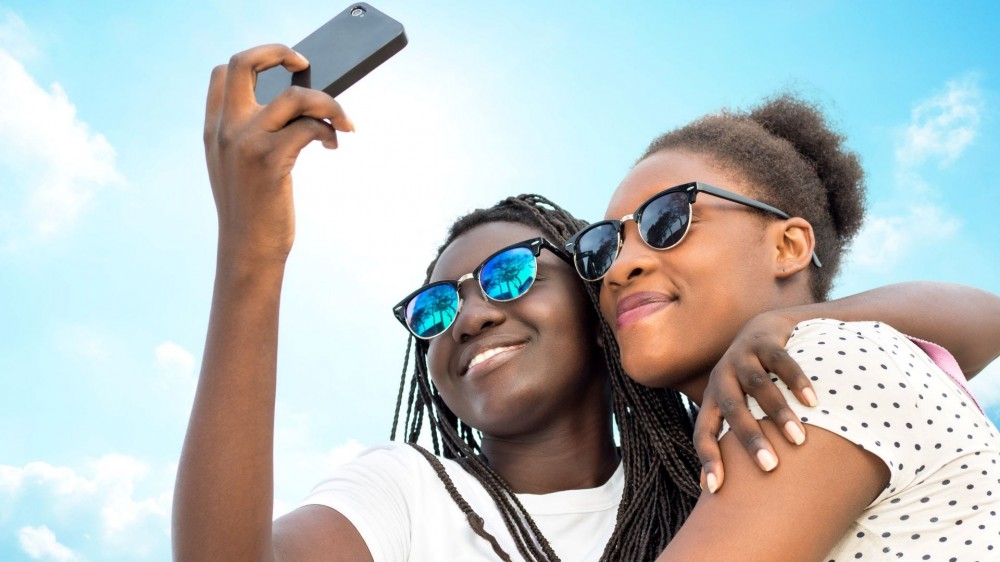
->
[699,468,705,491]
[706,472,719,494]
[802,387,819,408]
[322,139,338,149]
[292,50,309,65]
[784,420,806,445]
[344,116,356,132]
[756,449,778,471]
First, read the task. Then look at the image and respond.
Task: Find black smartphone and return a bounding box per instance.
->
[254,3,407,104]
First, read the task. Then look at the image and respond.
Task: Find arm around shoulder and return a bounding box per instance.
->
[658,420,888,561]
[773,282,1000,378]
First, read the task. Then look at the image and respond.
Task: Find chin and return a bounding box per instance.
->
[620,342,675,389]
[613,323,678,386]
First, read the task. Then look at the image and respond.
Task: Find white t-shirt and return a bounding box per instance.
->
[729,319,1000,560]
[301,442,623,561]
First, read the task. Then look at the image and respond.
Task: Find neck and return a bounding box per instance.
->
[677,290,817,407]
[676,376,709,407]
[478,394,619,494]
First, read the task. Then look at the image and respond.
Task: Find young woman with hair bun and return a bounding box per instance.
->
[567,93,1000,560]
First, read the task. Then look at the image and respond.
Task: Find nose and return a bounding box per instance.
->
[603,221,658,290]
[450,285,506,343]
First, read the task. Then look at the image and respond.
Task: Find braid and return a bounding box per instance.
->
[389,336,413,441]
[408,442,514,562]
[391,194,702,561]
[593,295,700,559]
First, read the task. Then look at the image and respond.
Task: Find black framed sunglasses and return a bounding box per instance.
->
[565,181,823,281]
[393,237,572,340]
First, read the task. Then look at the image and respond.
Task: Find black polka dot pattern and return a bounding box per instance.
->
[733,320,1000,560]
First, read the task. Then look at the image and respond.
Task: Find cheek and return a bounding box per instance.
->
[598,284,615,326]
[425,340,451,384]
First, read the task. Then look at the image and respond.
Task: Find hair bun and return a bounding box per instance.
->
[748,95,866,242]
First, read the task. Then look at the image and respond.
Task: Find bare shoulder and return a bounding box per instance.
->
[273,505,373,562]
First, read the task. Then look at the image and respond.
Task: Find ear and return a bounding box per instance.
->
[772,217,816,279]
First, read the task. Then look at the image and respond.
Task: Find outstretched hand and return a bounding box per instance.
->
[204,44,355,266]
[694,311,820,493]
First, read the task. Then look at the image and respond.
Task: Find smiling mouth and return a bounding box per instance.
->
[463,344,527,376]
[616,292,676,330]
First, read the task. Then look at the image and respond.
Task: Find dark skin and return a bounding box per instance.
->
[174,44,619,562]
[173,44,372,562]
[598,148,1000,560]
[426,222,618,494]
[174,43,1000,562]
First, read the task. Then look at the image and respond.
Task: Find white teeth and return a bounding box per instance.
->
[468,345,519,370]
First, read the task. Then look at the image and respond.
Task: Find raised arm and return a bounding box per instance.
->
[171,45,369,562]
[694,281,1000,491]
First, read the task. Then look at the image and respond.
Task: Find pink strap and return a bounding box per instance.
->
[906,335,983,414]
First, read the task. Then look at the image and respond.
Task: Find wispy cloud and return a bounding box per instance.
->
[0,10,37,60]
[895,75,983,168]
[849,204,961,268]
[154,341,196,380]
[848,75,981,271]
[18,525,79,562]
[53,324,118,366]
[0,19,122,247]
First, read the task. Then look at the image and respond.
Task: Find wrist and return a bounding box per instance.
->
[214,243,288,291]
[216,235,292,270]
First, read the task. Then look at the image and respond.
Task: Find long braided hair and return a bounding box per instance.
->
[389,194,702,561]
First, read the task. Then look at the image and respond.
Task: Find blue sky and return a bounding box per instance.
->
[1,1,998,560]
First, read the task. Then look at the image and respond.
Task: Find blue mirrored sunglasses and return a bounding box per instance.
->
[393,237,571,340]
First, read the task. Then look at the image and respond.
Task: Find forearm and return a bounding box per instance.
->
[172,255,286,562]
[781,281,1000,377]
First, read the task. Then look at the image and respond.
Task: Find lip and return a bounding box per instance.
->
[459,337,529,378]
[615,291,675,330]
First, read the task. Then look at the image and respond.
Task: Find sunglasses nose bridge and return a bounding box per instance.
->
[454,272,488,302]
[617,213,644,247]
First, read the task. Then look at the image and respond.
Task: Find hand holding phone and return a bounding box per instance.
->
[255,3,407,105]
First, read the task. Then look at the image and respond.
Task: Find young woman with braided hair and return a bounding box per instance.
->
[377,194,701,561]
[173,45,709,562]
[564,93,1000,559]
[173,46,1000,561]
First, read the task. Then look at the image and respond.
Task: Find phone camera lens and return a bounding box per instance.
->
[351,6,366,16]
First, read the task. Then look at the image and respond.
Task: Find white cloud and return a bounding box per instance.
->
[154,341,196,379]
[895,74,983,169]
[0,40,122,245]
[849,76,981,271]
[91,455,170,538]
[0,10,37,60]
[969,359,1000,410]
[848,204,960,269]
[18,525,79,562]
[54,325,117,365]
[1,455,172,559]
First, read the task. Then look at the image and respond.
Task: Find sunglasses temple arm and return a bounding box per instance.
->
[697,183,790,219]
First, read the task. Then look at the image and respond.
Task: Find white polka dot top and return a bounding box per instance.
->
[747,319,1000,560]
